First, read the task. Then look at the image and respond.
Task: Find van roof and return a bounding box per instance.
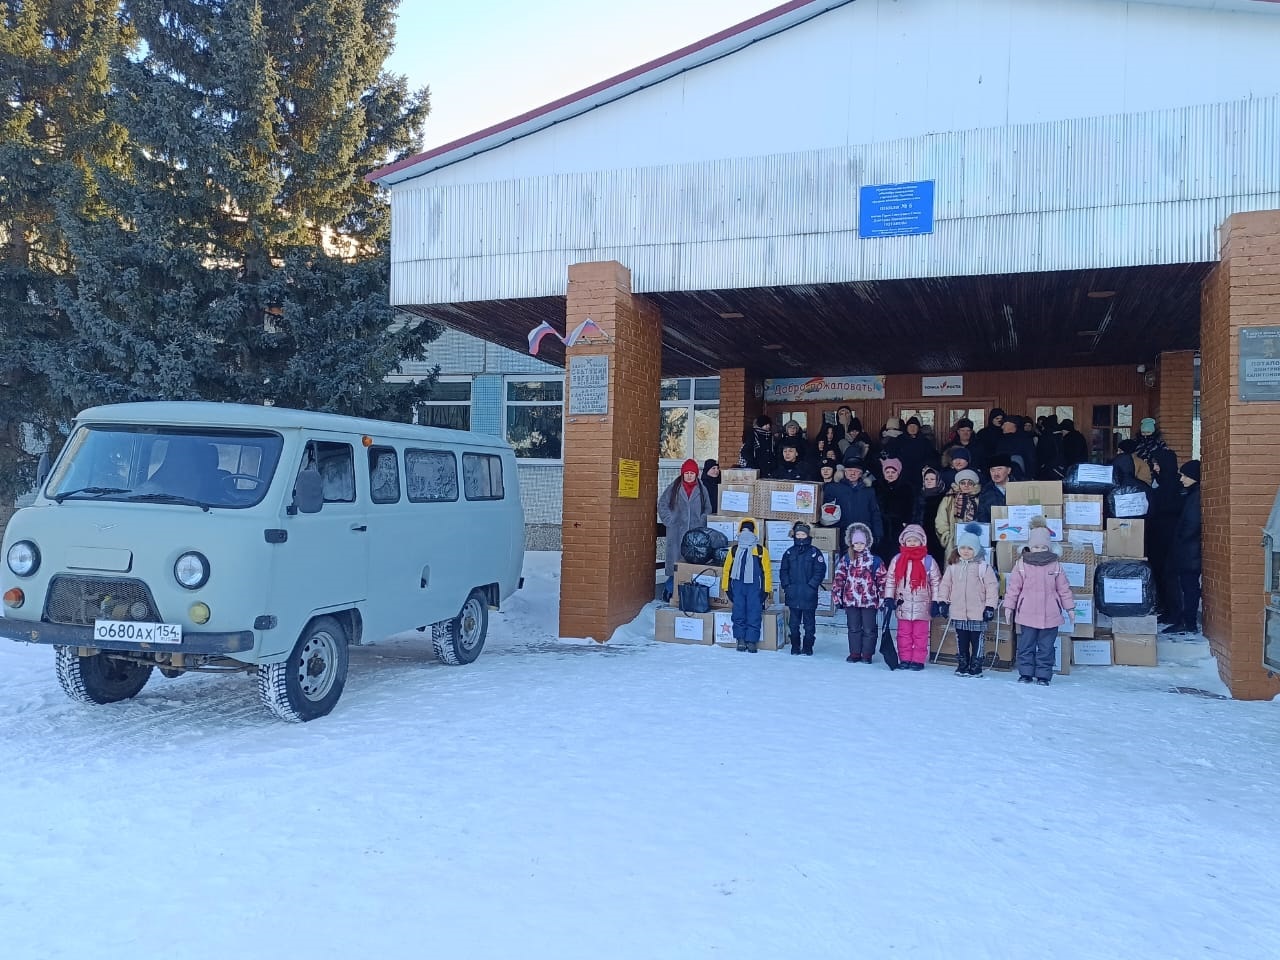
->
[76,401,514,451]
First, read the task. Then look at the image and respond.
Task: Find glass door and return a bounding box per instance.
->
[1090,403,1133,463]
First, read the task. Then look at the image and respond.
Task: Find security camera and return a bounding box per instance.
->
[1136,364,1147,374]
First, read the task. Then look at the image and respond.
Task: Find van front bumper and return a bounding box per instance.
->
[0,620,255,655]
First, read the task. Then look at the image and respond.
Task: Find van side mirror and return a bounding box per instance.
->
[291,468,324,515]
[35,452,51,488]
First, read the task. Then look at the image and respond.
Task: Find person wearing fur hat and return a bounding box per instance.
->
[936,468,983,554]
[832,523,888,663]
[884,524,941,670]
[1166,460,1202,635]
[658,458,714,600]
[720,519,773,653]
[881,416,904,446]
[936,523,1000,677]
[977,455,1013,524]
[829,457,884,553]
[780,522,828,655]
[1003,517,1075,684]
[944,419,980,470]
[876,457,920,559]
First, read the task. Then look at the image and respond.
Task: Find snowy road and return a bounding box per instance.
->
[1,552,1277,960]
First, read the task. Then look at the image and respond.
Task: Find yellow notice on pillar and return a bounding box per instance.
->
[618,459,640,499]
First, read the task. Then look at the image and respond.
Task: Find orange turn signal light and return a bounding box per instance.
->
[3,587,24,608]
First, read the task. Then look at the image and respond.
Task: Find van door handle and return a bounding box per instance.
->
[350,524,367,532]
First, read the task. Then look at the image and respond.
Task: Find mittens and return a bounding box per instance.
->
[983,606,996,622]
[929,601,942,618]
[939,602,951,619]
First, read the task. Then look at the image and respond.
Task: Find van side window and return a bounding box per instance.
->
[301,440,355,503]
[462,452,504,501]
[404,449,458,503]
[368,446,400,504]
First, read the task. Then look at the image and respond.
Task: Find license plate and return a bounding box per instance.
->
[93,620,183,644]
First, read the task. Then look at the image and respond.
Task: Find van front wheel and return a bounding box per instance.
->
[55,647,153,704]
[257,616,349,723]
[432,590,489,665]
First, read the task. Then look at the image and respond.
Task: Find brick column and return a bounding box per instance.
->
[717,367,763,468]
[1155,350,1196,460]
[1200,210,1280,700]
[559,261,661,641]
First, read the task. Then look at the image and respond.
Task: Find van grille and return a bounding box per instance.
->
[44,575,161,626]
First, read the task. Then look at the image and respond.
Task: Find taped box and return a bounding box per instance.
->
[1055,544,1098,594]
[673,563,730,609]
[1066,528,1106,556]
[1112,633,1158,667]
[707,514,756,543]
[1005,481,1064,506]
[1105,519,1146,559]
[1057,596,1095,638]
[1062,494,1105,531]
[1072,638,1113,666]
[752,480,819,522]
[720,468,759,483]
[655,606,715,645]
[714,607,787,651]
[991,505,1063,542]
[717,483,756,516]
[809,526,840,553]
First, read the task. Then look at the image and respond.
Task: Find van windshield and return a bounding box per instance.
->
[47,426,284,509]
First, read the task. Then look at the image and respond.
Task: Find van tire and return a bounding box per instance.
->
[257,616,349,723]
[432,590,489,665]
[55,646,153,704]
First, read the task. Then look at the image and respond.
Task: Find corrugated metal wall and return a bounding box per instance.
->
[390,95,1280,306]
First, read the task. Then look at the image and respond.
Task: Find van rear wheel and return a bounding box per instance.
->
[55,646,153,704]
[257,615,349,722]
[432,590,489,665]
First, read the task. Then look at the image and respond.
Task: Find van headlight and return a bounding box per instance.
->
[7,541,40,577]
[174,552,210,590]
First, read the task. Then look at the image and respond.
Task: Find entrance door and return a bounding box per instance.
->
[1090,402,1134,463]
[945,404,992,446]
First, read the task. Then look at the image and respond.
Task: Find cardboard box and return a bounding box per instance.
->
[1110,615,1158,635]
[752,480,819,522]
[1055,544,1098,595]
[673,562,730,609]
[716,607,787,650]
[717,483,756,516]
[991,505,1063,542]
[1005,481,1064,506]
[1105,519,1146,559]
[1057,596,1095,638]
[1113,633,1158,666]
[720,468,759,483]
[995,540,1025,573]
[655,606,715,645]
[1072,638,1113,665]
[1062,494,1105,531]
[707,514,753,543]
[816,587,836,618]
[809,526,840,553]
[765,519,797,550]
[1054,635,1072,675]
[1066,528,1106,556]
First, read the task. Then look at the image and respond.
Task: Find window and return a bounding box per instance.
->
[368,446,400,504]
[1033,405,1075,426]
[405,448,458,502]
[1090,403,1133,463]
[506,378,564,460]
[415,378,471,431]
[949,408,988,432]
[898,408,938,445]
[660,377,720,462]
[302,441,355,503]
[463,452,505,501]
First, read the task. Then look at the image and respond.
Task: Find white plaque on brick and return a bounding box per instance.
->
[569,355,609,415]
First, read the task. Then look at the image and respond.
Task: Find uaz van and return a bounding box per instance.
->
[0,402,524,721]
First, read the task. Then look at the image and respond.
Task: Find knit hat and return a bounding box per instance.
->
[848,523,872,548]
[1027,515,1052,549]
[681,458,699,475]
[792,522,811,538]
[1060,419,1075,430]
[1140,417,1156,435]
[905,416,922,428]
[884,416,903,432]
[956,522,984,555]
[955,468,980,486]
[947,446,970,465]
[881,457,903,475]
[954,418,974,431]
[899,524,927,546]
[1180,460,1201,483]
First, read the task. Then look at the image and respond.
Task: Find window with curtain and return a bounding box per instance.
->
[660,378,720,463]
[506,378,564,460]
[415,379,472,431]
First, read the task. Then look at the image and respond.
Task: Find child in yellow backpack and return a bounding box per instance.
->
[720,519,773,652]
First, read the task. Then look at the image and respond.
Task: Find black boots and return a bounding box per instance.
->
[954,656,969,677]
[802,641,814,656]
[968,657,983,677]
[790,641,802,655]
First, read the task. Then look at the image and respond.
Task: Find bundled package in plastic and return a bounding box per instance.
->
[1107,484,1150,519]
[1093,560,1156,617]
[681,526,729,565]
[1064,462,1115,495]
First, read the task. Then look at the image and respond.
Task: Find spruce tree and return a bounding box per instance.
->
[0,0,130,498]
[40,0,437,422]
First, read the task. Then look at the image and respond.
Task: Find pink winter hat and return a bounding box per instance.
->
[899,524,927,545]
[1028,516,1053,549]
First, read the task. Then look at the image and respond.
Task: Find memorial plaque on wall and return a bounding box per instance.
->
[569,354,609,415]
[1240,327,1280,402]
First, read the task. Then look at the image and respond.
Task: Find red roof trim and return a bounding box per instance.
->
[367,0,832,183]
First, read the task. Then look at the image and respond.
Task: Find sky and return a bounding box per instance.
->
[386,0,783,150]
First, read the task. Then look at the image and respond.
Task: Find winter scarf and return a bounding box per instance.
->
[680,458,699,496]
[731,531,759,584]
[1022,550,1058,567]
[951,491,977,522]
[896,544,929,590]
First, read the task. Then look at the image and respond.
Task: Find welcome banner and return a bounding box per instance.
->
[763,376,886,403]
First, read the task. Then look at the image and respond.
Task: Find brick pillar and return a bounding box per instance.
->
[717,368,764,468]
[1155,350,1196,460]
[559,261,661,641]
[1200,210,1280,700]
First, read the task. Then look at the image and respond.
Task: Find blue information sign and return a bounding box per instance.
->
[858,180,935,238]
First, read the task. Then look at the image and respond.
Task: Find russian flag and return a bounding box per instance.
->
[564,317,607,347]
[527,321,563,356]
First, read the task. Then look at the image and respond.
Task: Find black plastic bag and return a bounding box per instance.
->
[680,526,728,565]
[1106,483,1150,519]
[1064,462,1115,495]
[1094,560,1156,617]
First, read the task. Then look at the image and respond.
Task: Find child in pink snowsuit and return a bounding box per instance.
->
[884,524,941,671]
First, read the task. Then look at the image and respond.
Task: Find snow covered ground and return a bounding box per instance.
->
[1,551,1278,960]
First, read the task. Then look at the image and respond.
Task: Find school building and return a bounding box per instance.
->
[371,0,1280,699]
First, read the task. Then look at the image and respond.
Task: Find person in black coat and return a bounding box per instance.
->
[701,459,721,512]
[876,456,920,558]
[773,440,817,481]
[995,416,1037,480]
[1035,415,1066,480]
[831,456,884,551]
[779,522,828,655]
[740,415,776,477]
[1166,460,1202,635]
[976,455,1013,523]
[1058,419,1090,468]
[891,417,940,490]
[973,408,1007,468]
[919,466,948,567]
[1147,447,1184,623]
